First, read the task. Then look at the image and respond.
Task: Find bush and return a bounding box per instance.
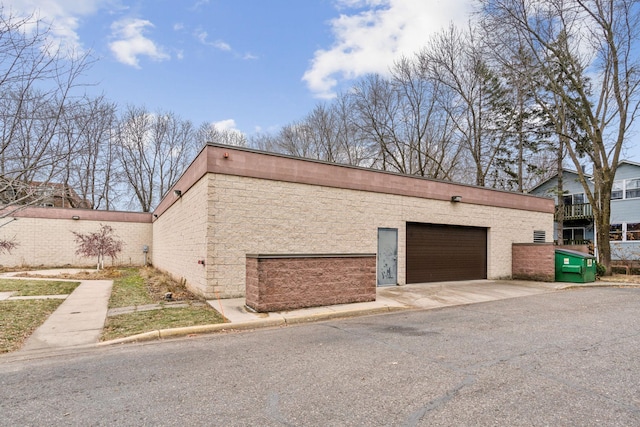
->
[596,262,606,277]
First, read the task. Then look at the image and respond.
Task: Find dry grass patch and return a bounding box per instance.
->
[108,268,155,308]
[102,306,225,341]
[0,279,79,296]
[17,268,123,280]
[101,267,226,341]
[600,274,640,284]
[0,300,63,353]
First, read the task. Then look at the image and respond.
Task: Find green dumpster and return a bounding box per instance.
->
[555,248,596,283]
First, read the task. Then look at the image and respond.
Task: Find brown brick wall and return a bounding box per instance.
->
[245,255,376,312]
[512,243,555,281]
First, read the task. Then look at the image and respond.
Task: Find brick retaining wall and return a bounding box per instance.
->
[246,254,376,312]
[512,243,555,281]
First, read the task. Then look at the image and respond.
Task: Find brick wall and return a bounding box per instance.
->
[0,208,152,268]
[512,243,555,281]
[245,254,376,312]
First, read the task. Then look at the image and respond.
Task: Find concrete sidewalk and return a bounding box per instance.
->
[0,269,113,352]
[20,279,113,352]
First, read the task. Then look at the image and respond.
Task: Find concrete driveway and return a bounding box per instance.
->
[212,279,566,326]
[377,279,562,310]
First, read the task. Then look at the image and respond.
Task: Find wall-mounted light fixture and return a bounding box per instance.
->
[71,215,80,220]
[153,214,158,218]
[174,190,182,197]
[450,195,462,203]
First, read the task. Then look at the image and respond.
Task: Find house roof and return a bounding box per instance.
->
[618,159,640,168]
[528,168,593,194]
[528,159,640,194]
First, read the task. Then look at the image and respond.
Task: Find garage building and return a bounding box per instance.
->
[151,144,554,299]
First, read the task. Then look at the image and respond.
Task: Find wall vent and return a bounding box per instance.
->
[533,230,546,243]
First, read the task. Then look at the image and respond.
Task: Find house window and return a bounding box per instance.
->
[612,181,623,200]
[625,179,640,199]
[610,224,623,241]
[563,228,585,243]
[563,193,584,205]
[626,223,640,241]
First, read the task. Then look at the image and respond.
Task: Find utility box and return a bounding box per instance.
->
[555,248,596,283]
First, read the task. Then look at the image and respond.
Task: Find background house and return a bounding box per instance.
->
[530,161,640,263]
[530,170,595,246]
[0,181,91,209]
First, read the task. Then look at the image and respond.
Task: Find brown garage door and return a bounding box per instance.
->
[406,222,487,283]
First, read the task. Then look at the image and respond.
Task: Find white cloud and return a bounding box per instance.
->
[303,0,473,98]
[109,18,170,68]
[195,29,232,51]
[2,0,114,54]
[212,119,238,131]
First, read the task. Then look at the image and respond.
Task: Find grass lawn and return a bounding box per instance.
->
[101,267,226,341]
[101,306,226,341]
[0,279,80,296]
[107,268,156,308]
[0,299,63,353]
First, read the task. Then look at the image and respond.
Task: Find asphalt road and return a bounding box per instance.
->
[2,287,640,426]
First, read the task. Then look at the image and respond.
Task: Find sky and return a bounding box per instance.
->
[4,0,639,164]
[3,0,474,136]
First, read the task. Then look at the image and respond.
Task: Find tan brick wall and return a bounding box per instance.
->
[151,176,209,296]
[204,174,553,298]
[0,214,152,268]
[512,243,555,281]
[245,255,376,312]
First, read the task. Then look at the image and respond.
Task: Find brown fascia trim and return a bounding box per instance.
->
[246,253,377,259]
[153,143,555,217]
[2,206,152,223]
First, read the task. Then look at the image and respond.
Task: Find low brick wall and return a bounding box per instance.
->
[246,254,376,312]
[512,243,555,282]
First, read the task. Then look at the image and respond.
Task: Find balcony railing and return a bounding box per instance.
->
[556,203,593,220]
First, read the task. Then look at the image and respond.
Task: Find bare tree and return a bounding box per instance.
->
[115,105,155,212]
[58,95,119,209]
[0,8,94,214]
[152,111,197,200]
[421,24,515,187]
[73,224,123,270]
[331,92,379,167]
[480,0,640,272]
[115,106,198,212]
[389,56,463,180]
[195,122,247,147]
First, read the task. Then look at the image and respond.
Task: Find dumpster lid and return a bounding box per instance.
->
[555,248,596,259]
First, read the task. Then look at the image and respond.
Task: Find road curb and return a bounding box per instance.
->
[98,306,409,346]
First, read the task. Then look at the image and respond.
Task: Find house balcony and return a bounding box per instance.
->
[556,203,593,221]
